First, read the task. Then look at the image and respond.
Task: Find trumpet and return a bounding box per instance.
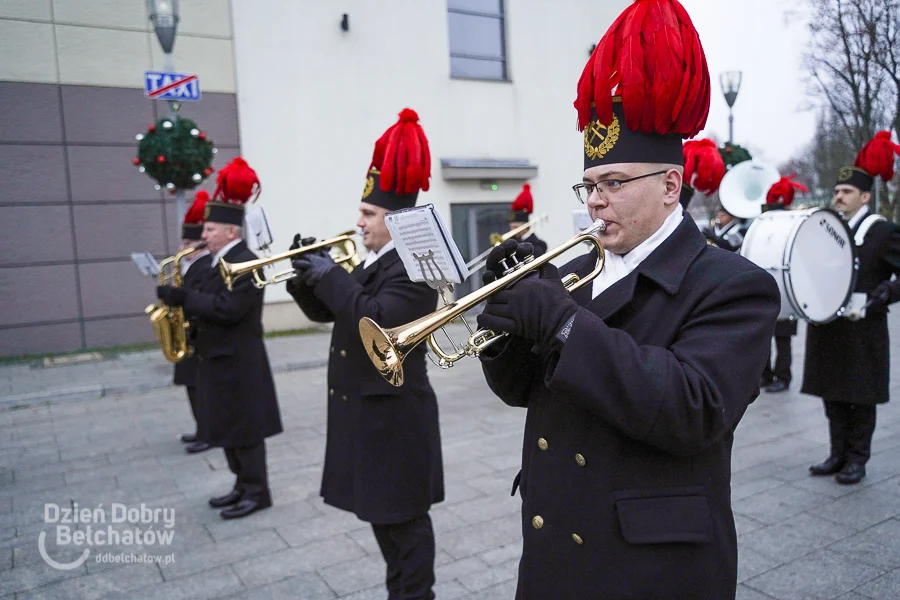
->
[219,231,361,290]
[359,219,606,386]
[466,213,549,271]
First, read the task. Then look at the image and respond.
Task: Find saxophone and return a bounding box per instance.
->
[145,242,207,363]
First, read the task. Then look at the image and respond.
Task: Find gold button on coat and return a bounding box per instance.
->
[342,395,348,401]
[572,533,584,545]
[329,389,334,396]
[575,453,586,467]
[532,515,544,529]
[340,349,347,357]
[537,438,548,450]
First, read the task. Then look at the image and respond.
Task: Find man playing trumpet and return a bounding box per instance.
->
[474,1,780,597]
[287,109,444,600]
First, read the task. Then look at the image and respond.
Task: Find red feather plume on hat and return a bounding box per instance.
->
[766,175,808,207]
[184,190,209,225]
[511,183,533,214]
[575,0,710,138]
[855,131,900,181]
[213,157,260,204]
[682,139,724,194]
[370,108,431,195]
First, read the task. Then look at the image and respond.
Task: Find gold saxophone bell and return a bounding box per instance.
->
[145,242,207,363]
[359,219,607,386]
[218,231,361,290]
[467,214,549,271]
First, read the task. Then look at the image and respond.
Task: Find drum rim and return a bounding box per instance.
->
[782,207,858,324]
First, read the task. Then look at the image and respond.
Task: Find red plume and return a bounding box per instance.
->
[683,139,724,194]
[855,131,900,181]
[184,190,209,225]
[370,108,431,195]
[213,157,260,205]
[766,175,808,207]
[511,183,533,214]
[574,0,710,137]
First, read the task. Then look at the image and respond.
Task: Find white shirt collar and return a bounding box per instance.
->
[846,205,870,230]
[363,240,395,269]
[213,239,242,266]
[592,208,684,299]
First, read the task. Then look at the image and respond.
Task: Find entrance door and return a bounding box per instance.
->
[450,203,509,297]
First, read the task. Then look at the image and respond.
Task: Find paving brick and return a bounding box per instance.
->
[317,554,385,596]
[226,571,335,600]
[828,518,900,571]
[118,565,244,600]
[739,513,856,563]
[232,535,366,588]
[732,484,833,525]
[747,549,884,600]
[159,529,286,581]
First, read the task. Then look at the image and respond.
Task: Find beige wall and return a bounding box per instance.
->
[0,0,236,92]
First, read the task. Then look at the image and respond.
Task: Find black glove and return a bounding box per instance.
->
[289,234,317,251]
[292,252,338,286]
[157,285,187,307]
[482,241,535,285]
[869,282,894,310]
[477,261,578,347]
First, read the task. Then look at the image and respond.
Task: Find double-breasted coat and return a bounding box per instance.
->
[802,217,900,405]
[173,252,212,387]
[287,249,444,524]
[182,241,282,448]
[481,217,780,599]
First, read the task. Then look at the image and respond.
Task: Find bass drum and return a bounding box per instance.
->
[740,208,857,323]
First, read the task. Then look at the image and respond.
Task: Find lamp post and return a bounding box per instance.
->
[147,0,186,227]
[719,71,742,145]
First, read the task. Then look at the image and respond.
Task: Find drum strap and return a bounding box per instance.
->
[854,214,886,246]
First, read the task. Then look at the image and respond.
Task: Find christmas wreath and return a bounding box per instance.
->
[719,142,752,169]
[133,117,216,191]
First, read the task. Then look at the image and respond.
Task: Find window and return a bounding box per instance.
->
[447,0,507,81]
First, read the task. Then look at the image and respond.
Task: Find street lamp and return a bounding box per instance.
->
[719,71,742,144]
[147,0,186,229]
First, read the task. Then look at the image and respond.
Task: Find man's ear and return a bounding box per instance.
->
[663,168,683,207]
[861,191,872,205]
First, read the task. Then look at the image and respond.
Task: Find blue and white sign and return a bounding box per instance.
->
[144,71,201,102]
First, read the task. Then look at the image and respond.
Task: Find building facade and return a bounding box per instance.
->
[0,0,626,357]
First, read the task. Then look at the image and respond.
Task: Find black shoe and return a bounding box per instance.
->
[765,380,789,393]
[809,455,845,476]
[759,376,774,388]
[836,462,866,485]
[180,433,198,443]
[186,441,211,454]
[208,490,243,508]
[220,497,272,520]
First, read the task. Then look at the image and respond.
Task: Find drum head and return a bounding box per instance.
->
[784,208,856,323]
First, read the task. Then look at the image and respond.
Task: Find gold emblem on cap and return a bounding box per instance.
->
[362,175,374,199]
[838,167,854,182]
[203,204,211,219]
[584,116,620,160]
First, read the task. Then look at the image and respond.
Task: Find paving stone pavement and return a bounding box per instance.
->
[2,320,900,599]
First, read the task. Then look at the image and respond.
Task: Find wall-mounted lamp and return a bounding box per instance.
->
[341,13,349,32]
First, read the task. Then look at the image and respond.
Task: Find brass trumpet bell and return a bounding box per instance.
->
[359,219,607,386]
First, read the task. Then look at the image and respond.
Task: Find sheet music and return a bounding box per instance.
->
[573,209,593,235]
[385,205,469,286]
[131,252,161,278]
[244,205,274,254]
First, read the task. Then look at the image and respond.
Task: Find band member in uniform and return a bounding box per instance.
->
[704,203,745,251]
[157,157,282,518]
[287,109,444,600]
[508,183,547,256]
[804,132,900,484]
[475,1,780,597]
[760,176,808,393]
[174,190,213,454]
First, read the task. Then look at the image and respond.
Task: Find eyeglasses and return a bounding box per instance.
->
[572,170,668,204]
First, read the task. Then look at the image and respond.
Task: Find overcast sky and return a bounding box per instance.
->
[679,0,817,166]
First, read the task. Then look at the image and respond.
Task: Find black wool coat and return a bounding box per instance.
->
[182,241,282,447]
[287,249,444,524]
[802,217,900,405]
[481,217,780,600]
[173,252,213,387]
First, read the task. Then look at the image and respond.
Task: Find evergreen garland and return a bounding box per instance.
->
[719,142,753,169]
[133,117,216,191]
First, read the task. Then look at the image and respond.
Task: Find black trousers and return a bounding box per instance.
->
[762,335,793,383]
[823,400,877,464]
[224,442,271,503]
[186,385,201,436]
[371,514,436,600]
